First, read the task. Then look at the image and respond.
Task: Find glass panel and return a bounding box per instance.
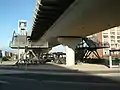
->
[110,32,115,35]
[111,36,115,39]
[103,35,108,38]
[117,36,120,39]
[117,32,120,35]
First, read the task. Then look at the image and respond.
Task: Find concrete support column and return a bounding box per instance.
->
[58,37,81,66]
[65,46,75,66]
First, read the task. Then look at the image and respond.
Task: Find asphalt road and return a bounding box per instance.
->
[0,73,120,90]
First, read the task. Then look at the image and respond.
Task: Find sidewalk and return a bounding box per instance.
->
[0,61,16,65]
[58,63,120,71]
[0,62,119,74]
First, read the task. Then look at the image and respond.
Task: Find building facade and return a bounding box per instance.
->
[102,27,120,55]
[90,26,120,58]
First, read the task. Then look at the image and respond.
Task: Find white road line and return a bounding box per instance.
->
[0,80,9,84]
[0,69,120,77]
[41,80,119,86]
[94,73,120,76]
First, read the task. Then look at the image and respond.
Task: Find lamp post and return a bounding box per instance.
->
[109,50,112,68]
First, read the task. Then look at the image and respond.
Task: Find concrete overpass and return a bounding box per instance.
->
[30,0,120,65]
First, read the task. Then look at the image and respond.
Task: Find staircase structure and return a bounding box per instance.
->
[75,36,110,62]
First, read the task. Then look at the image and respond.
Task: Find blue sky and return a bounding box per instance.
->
[0,0,35,51]
[0,0,65,53]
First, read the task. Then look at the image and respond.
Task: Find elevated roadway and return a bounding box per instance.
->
[30,0,120,65]
[31,0,120,42]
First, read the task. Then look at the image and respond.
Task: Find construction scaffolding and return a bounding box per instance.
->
[9,31,49,65]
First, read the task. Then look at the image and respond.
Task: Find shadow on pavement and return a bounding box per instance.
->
[0,63,120,90]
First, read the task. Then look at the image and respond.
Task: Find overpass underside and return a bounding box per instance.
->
[31,0,120,41]
[29,0,120,66]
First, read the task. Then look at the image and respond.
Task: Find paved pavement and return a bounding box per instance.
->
[0,72,120,90]
[0,61,120,90]
[0,61,16,65]
[0,62,119,74]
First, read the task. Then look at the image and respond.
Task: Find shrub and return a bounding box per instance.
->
[6,56,11,59]
[2,57,9,61]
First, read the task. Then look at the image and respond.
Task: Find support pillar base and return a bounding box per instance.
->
[65,46,75,66]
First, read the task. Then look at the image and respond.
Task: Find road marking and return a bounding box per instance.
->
[0,69,120,77]
[41,80,119,86]
[0,80,9,84]
[94,73,120,76]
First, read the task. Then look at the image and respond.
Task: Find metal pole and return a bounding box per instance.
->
[109,50,112,68]
[18,34,20,64]
[25,32,28,70]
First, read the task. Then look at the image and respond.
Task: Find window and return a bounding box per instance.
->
[105,52,107,54]
[110,28,115,32]
[103,38,109,42]
[110,32,115,35]
[111,40,115,43]
[111,44,114,46]
[111,44,117,48]
[117,32,120,35]
[102,30,108,34]
[104,39,109,42]
[103,49,109,55]
[111,44,115,48]
[103,32,108,34]
[117,40,120,43]
[117,36,120,39]
[19,22,27,27]
[111,36,115,39]
[118,44,120,48]
[103,35,108,38]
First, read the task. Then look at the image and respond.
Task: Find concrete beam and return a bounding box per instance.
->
[40,0,120,42]
[57,37,81,49]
